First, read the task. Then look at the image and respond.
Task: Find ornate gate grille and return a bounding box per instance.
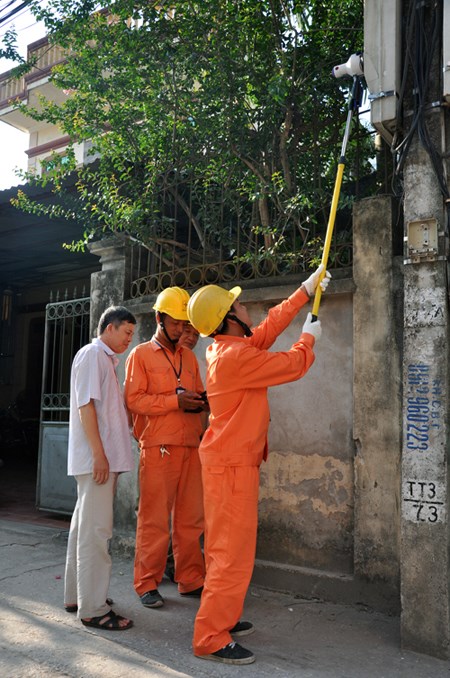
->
[37,295,90,513]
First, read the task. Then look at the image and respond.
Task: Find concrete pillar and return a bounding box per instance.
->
[401,139,450,658]
[88,236,132,335]
[353,195,402,611]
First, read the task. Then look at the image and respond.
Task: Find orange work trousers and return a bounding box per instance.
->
[134,444,205,596]
[193,465,260,656]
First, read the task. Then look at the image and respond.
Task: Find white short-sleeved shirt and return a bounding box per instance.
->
[67,337,134,476]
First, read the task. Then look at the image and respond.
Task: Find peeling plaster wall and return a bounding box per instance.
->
[259,451,353,571]
[254,292,354,573]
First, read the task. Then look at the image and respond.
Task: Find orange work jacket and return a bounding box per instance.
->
[199,287,315,467]
[124,339,204,448]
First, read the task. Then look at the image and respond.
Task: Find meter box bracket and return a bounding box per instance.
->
[404,218,440,264]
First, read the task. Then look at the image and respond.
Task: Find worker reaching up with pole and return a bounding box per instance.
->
[187,265,331,665]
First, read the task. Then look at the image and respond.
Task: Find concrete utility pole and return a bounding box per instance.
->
[399,0,450,659]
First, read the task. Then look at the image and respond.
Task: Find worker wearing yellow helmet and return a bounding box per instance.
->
[124,286,207,609]
[187,265,330,665]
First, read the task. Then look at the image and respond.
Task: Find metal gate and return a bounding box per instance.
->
[36,294,90,514]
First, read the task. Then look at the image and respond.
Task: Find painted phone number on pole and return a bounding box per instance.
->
[403,363,445,523]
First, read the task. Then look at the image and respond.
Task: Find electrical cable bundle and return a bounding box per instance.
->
[392,0,449,205]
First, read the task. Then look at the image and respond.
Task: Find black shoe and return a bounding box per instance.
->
[140,589,164,608]
[199,642,255,665]
[180,586,203,597]
[230,620,254,637]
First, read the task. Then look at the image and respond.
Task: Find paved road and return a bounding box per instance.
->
[0,520,449,677]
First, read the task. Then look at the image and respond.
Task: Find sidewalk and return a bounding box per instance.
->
[0,519,449,678]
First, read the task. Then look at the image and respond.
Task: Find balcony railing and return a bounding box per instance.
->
[0,38,66,108]
[0,67,25,106]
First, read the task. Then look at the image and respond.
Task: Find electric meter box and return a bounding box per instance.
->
[364,0,401,145]
[444,2,450,102]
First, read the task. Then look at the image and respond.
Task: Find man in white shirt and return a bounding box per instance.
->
[64,306,136,631]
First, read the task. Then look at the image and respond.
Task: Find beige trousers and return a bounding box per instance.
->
[64,472,118,619]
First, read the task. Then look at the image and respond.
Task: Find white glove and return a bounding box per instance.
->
[302,312,322,342]
[303,264,332,297]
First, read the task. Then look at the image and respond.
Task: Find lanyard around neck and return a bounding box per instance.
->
[153,338,183,385]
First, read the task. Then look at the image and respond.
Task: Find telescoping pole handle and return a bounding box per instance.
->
[311,75,363,322]
[311,161,345,321]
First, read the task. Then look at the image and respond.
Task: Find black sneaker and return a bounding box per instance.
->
[199,642,255,665]
[180,586,203,597]
[230,620,255,637]
[140,589,164,608]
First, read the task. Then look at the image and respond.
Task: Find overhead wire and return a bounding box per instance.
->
[0,0,43,47]
[0,0,51,81]
[0,17,42,43]
[0,1,32,28]
[0,0,22,13]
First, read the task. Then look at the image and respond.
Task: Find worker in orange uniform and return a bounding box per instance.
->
[124,287,208,609]
[165,320,204,584]
[187,265,330,665]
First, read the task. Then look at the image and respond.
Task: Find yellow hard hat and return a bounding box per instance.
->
[153,286,190,320]
[187,285,242,337]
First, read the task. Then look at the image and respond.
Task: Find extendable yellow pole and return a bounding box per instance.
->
[311,75,364,321]
[311,162,345,320]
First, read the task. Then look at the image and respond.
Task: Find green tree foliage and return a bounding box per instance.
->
[3,0,367,266]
